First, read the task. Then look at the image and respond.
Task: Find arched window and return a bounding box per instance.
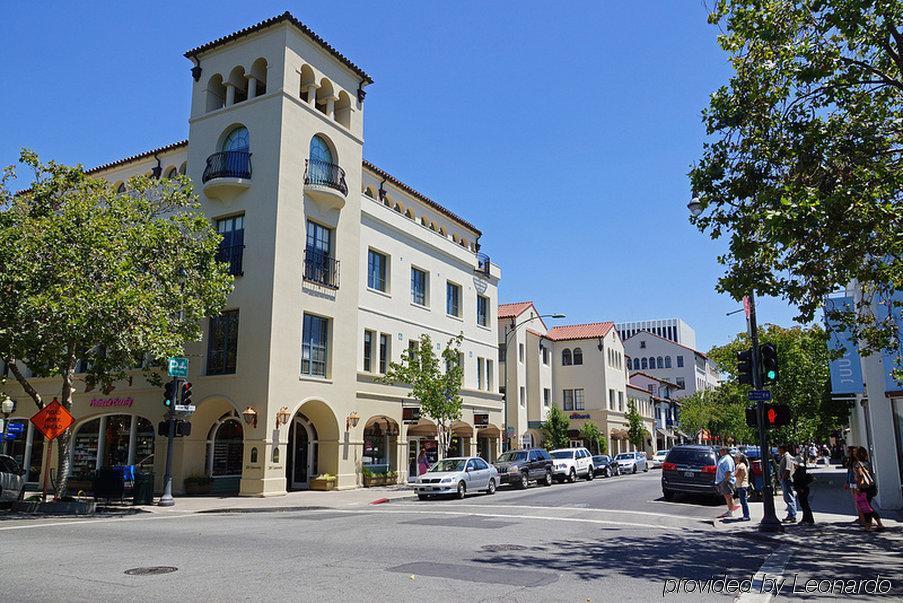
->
[207,415,244,477]
[222,127,249,152]
[641,357,648,370]
[573,348,583,365]
[657,356,664,369]
[664,356,672,368]
[562,349,572,366]
[165,167,178,179]
[309,135,333,164]
[648,357,656,369]
[633,357,641,370]
[115,183,126,193]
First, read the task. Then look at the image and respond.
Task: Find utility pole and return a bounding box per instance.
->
[746,294,783,533]
[158,377,180,507]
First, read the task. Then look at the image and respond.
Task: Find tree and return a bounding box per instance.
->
[0,150,233,497]
[706,323,850,443]
[678,391,753,444]
[625,401,646,451]
[378,333,464,459]
[580,421,604,454]
[541,406,570,450]
[689,1,903,357]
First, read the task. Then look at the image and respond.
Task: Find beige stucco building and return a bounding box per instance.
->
[2,12,503,497]
[498,302,653,455]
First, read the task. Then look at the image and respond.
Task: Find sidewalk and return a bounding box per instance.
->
[712,465,902,543]
[139,484,415,514]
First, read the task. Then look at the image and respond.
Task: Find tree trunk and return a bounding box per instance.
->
[437,422,450,460]
[54,357,76,499]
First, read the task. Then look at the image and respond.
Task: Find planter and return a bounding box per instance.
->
[362,475,398,487]
[310,477,336,491]
[183,480,213,496]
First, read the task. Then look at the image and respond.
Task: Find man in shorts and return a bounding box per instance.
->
[715,446,738,518]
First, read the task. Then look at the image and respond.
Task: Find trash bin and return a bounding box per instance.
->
[133,471,155,505]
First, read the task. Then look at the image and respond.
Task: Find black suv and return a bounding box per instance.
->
[660,445,719,501]
[493,448,553,488]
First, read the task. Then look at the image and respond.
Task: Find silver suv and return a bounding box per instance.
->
[550,447,595,483]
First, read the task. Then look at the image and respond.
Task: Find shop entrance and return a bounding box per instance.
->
[287,414,318,490]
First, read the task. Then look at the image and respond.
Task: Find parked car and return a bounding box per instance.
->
[0,455,27,503]
[591,455,620,478]
[414,456,498,500]
[550,448,594,482]
[493,448,553,488]
[615,451,648,474]
[660,445,719,501]
[649,449,669,469]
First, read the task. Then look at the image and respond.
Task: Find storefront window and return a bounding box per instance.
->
[134,418,155,471]
[71,414,155,479]
[208,418,243,477]
[102,415,131,467]
[72,418,101,480]
[4,419,45,482]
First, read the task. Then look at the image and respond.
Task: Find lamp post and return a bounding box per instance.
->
[688,197,782,533]
[502,312,565,452]
[1,396,16,456]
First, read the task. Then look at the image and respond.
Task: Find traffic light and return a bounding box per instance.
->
[181,381,193,406]
[737,348,754,385]
[163,380,178,409]
[745,407,757,428]
[759,343,778,385]
[764,403,791,427]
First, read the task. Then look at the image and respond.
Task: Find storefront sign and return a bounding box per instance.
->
[30,400,74,441]
[89,397,134,408]
[402,407,421,425]
[569,413,591,420]
[473,413,489,428]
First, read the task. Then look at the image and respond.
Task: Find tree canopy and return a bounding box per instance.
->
[580,421,605,455]
[542,406,570,450]
[625,401,647,451]
[690,0,902,356]
[0,150,233,496]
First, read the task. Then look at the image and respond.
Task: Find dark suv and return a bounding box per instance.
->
[661,445,718,501]
[493,448,553,488]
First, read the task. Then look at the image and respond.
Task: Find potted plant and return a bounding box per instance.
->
[362,467,389,487]
[310,473,337,491]
[183,474,213,496]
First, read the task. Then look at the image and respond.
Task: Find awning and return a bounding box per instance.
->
[656,428,669,438]
[675,430,689,439]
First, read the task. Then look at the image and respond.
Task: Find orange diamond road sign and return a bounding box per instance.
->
[30,400,75,441]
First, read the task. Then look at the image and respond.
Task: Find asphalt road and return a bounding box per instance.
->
[1,470,899,601]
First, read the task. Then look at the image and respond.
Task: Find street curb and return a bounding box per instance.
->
[197,505,331,514]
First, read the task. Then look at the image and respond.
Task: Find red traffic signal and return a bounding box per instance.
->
[747,403,791,428]
[181,381,192,406]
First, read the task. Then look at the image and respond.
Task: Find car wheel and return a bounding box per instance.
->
[604,467,610,478]
[632,465,638,474]
[568,468,577,483]
[543,470,553,486]
[586,466,594,481]
[663,490,674,501]
[643,465,648,473]
[518,472,529,489]
[486,479,496,495]
[456,481,466,499]
[417,493,429,501]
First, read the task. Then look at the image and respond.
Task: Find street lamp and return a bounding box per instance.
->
[502,312,565,452]
[686,198,782,533]
[1,396,16,456]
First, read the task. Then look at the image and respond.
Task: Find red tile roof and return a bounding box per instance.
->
[545,322,615,342]
[184,12,373,84]
[498,301,535,319]
[85,140,188,175]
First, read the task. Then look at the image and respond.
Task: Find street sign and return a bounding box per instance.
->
[167,357,189,378]
[30,401,75,441]
[174,404,196,413]
[7,422,25,433]
[748,390,772,401]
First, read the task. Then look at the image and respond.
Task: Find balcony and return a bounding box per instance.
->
[303,248,340,289]
[304,159,347,208]
[475,252,491,276]
[202,151,251,201]
[216,243,245,277]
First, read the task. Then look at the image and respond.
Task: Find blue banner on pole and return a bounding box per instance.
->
[876,290,903,395]
[824,296,864,394]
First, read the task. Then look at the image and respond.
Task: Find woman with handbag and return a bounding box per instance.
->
[854,447,884,532]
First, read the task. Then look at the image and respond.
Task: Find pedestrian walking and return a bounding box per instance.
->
[778,444,798,523]
[715,446,738,519]
[844,446,864,524]
[854,447,884,532]
[734,453,751,521]
[792,452,815,525]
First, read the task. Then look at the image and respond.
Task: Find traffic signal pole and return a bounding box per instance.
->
[158,378,179,507]
[746,294,782,533]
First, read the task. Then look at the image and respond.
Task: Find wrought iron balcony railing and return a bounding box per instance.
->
[304,159,348,196]
[202,151,252,183]
[303,248,340,289]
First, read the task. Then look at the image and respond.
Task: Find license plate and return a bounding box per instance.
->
[684,471,694,477]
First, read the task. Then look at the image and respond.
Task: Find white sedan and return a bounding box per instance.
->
[414,456,498,500]
[649,449,669,469]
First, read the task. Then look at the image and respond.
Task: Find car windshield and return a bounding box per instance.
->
[655,451,668,458]
[550,451,573,459]
[428,459,466,473]
[615,454,632,460]
[593,456,609,463]
[497,451,527,463]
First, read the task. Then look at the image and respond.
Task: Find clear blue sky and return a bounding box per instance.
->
[2,1,802,352]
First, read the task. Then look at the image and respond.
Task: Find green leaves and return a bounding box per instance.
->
[690,0,902,355]
[625,401,646,450]
[542,406,570,451]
